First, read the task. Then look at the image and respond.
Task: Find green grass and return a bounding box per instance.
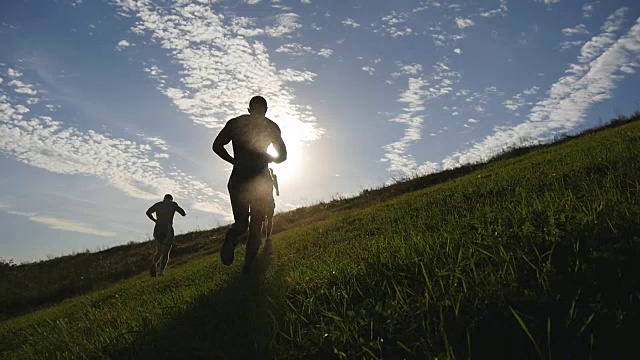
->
[1,115,639,359]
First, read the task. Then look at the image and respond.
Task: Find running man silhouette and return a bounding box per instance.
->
[264,167,279,246]
[213,96,287,274]
[146,194,186,277]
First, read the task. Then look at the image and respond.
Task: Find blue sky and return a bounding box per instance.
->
[1,0,639,263]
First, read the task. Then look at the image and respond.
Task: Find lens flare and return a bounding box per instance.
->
[267,140,301,184]
[266,143,279,157]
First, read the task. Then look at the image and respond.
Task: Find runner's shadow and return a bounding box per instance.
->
[110,244,278,360]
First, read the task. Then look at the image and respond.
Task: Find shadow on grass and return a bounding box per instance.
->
[109,242,281,360]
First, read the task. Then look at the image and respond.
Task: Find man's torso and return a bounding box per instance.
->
[227,115,280,178]
[153,201,178,224]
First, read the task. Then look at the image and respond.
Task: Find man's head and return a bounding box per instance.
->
[163,194,173,202]
[248,96,268,116]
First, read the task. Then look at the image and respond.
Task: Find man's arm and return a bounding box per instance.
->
[174,203,187,217]
[271,128,287,164]
[213,122,235,165]
[146,205,157,223]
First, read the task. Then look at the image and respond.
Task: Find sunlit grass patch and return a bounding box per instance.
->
[1,115,639,359]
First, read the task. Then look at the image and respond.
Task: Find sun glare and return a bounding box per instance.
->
[267,141,301,184]
[266,143,279,157]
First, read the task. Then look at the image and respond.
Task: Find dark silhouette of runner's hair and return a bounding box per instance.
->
[213,96,287,275]
[146,194,186,277]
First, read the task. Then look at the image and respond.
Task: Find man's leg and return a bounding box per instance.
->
[150,223,166,277]
[242,211,264,274]
[221,180,249,266]
[242,173,273,274]
[150,242,160,277]
[159,243,173,275]
[159,227,174,275]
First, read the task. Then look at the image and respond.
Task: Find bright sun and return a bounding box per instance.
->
[267,142,301,184]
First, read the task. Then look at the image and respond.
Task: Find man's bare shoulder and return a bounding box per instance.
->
[225,115,250,130]
[229,114,250,123]
[264,117,281,131]
[148,202,162,211]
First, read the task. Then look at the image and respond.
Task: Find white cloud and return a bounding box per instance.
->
[468,118,479,123]
[473,105,485,113]
[115,39,131,51]
[112,0,323,182]
[317,48,333,58]
[278,69,317,82]
[399,63,423,76]
[562,24,590,36]
[382,11,408,25]
[415,161,440,176]
[382,77,427,173]
[455,17,475,29]
[503,85,539,111]
[480,0,508,17]
[583,3,596,18]
[0,72,230,217]
[342,18,360,28]
[442,11,640,168]
[7,68,22,78]
[143,65,167,88]
[454,48,462,54]
[579,8,627,63]
[462,86,505,107]
[276,42,312,56]
[361,66,375,75]
[384,26,414,37]
[301,0,311,3]
[7,79,37,95]
[12,211,116,237]
[244,0,261,4]
[535,0,561,4]
[192,202,232,220]
[14,104,29,113]
[229,17,264,37]
[560,40,586,51]
[144,136,169,151]
[378,11,414,37]
[383,61,461,174]
[601,7,627,33]
[265,13,302,37]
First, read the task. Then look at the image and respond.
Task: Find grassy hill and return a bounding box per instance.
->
[1,114,639,359]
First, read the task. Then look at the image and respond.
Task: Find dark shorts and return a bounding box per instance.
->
[154,223,175,244]
[228,167,274,225]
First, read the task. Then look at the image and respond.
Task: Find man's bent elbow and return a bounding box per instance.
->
[213,144,224,158]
